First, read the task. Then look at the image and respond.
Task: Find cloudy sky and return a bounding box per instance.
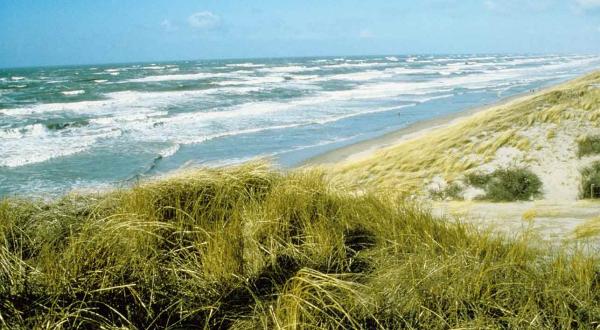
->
[1,0,599,67]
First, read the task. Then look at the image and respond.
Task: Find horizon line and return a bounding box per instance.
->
[1,51,593,70]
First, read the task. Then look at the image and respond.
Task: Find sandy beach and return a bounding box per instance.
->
[302,86,555,167]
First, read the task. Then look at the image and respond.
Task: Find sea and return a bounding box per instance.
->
[1,54,600,197]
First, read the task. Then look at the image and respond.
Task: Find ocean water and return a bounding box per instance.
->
[1,54,600,197]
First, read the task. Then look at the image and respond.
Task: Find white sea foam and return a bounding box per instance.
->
[62,90,85,96]
[212,76,286,86]
[323,62,389,69]
[226,63,265,68]
[0,127,26,139]
[0,85,267,118]
[3,54,600,171]
[4,55,597,121]
[258,66,320,74]
[311,103,417,125]
[273,135,358,156]
[0,126,122,167]
[159,144,180,158]
[90,110,168,126]
[11,76,25,81]
[125,72,229,83]
[94,79,108,83]
[0,123,48,140]
[386,56,399,62]
[312,70,391,82]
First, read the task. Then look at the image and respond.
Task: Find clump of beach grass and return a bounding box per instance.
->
[573,216,600,240]
[578,135,600,158]
[2,162,600,328]
[580,161,600,199]
[465,168,543,202]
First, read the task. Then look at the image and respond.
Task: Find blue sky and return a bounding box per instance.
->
[1,0,599,68]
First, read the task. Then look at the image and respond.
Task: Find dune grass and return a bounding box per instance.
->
[2,162,600,328]
[578,135,600,158]
[332,71,600,195]
[573,216,600,240]
[580,161,600,199]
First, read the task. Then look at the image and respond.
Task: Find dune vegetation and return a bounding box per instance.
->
[578,135,600,158]
[2,163,600,329]
[464,168,542,202]
[580,161,600,199]
[332,71,600,196]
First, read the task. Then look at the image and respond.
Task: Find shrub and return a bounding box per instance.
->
[580,161,600,199]
[465,168,542,202]
[577,135,600,158]
[429,181,464,200]
[465,172,491,188]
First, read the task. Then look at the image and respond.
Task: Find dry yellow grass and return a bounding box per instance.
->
[331,71,600,195]
[522,209,537,222]
[573,216,600,239]
[4,163,600,328]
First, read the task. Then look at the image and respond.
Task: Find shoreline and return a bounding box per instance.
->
[300,80,573,167]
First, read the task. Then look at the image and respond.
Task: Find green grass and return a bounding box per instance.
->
[465,168,543,201]
[578,135,600,158]
[2,163,600,329]
[580,161,600,199]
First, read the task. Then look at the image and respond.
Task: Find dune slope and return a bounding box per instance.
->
[332,71,600,200]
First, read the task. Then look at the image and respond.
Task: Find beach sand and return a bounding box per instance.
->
[302,88,545,167]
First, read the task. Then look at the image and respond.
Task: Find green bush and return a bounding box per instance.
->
[465,168,542,201]
[465,172,491,188]
[577,135,600,158]
[580,161,600,199]
[429,182,464,200]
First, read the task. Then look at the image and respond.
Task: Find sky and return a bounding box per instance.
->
[1,0,600,68]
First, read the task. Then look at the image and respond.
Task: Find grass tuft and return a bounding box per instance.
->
[580,161,600,199]
[578,135,600,158]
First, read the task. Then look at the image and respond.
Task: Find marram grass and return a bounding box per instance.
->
[1,162,600,329]
[333,71,600,195]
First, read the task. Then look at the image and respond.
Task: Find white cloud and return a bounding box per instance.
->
[576,0,600,8]
[188,11,221,29]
